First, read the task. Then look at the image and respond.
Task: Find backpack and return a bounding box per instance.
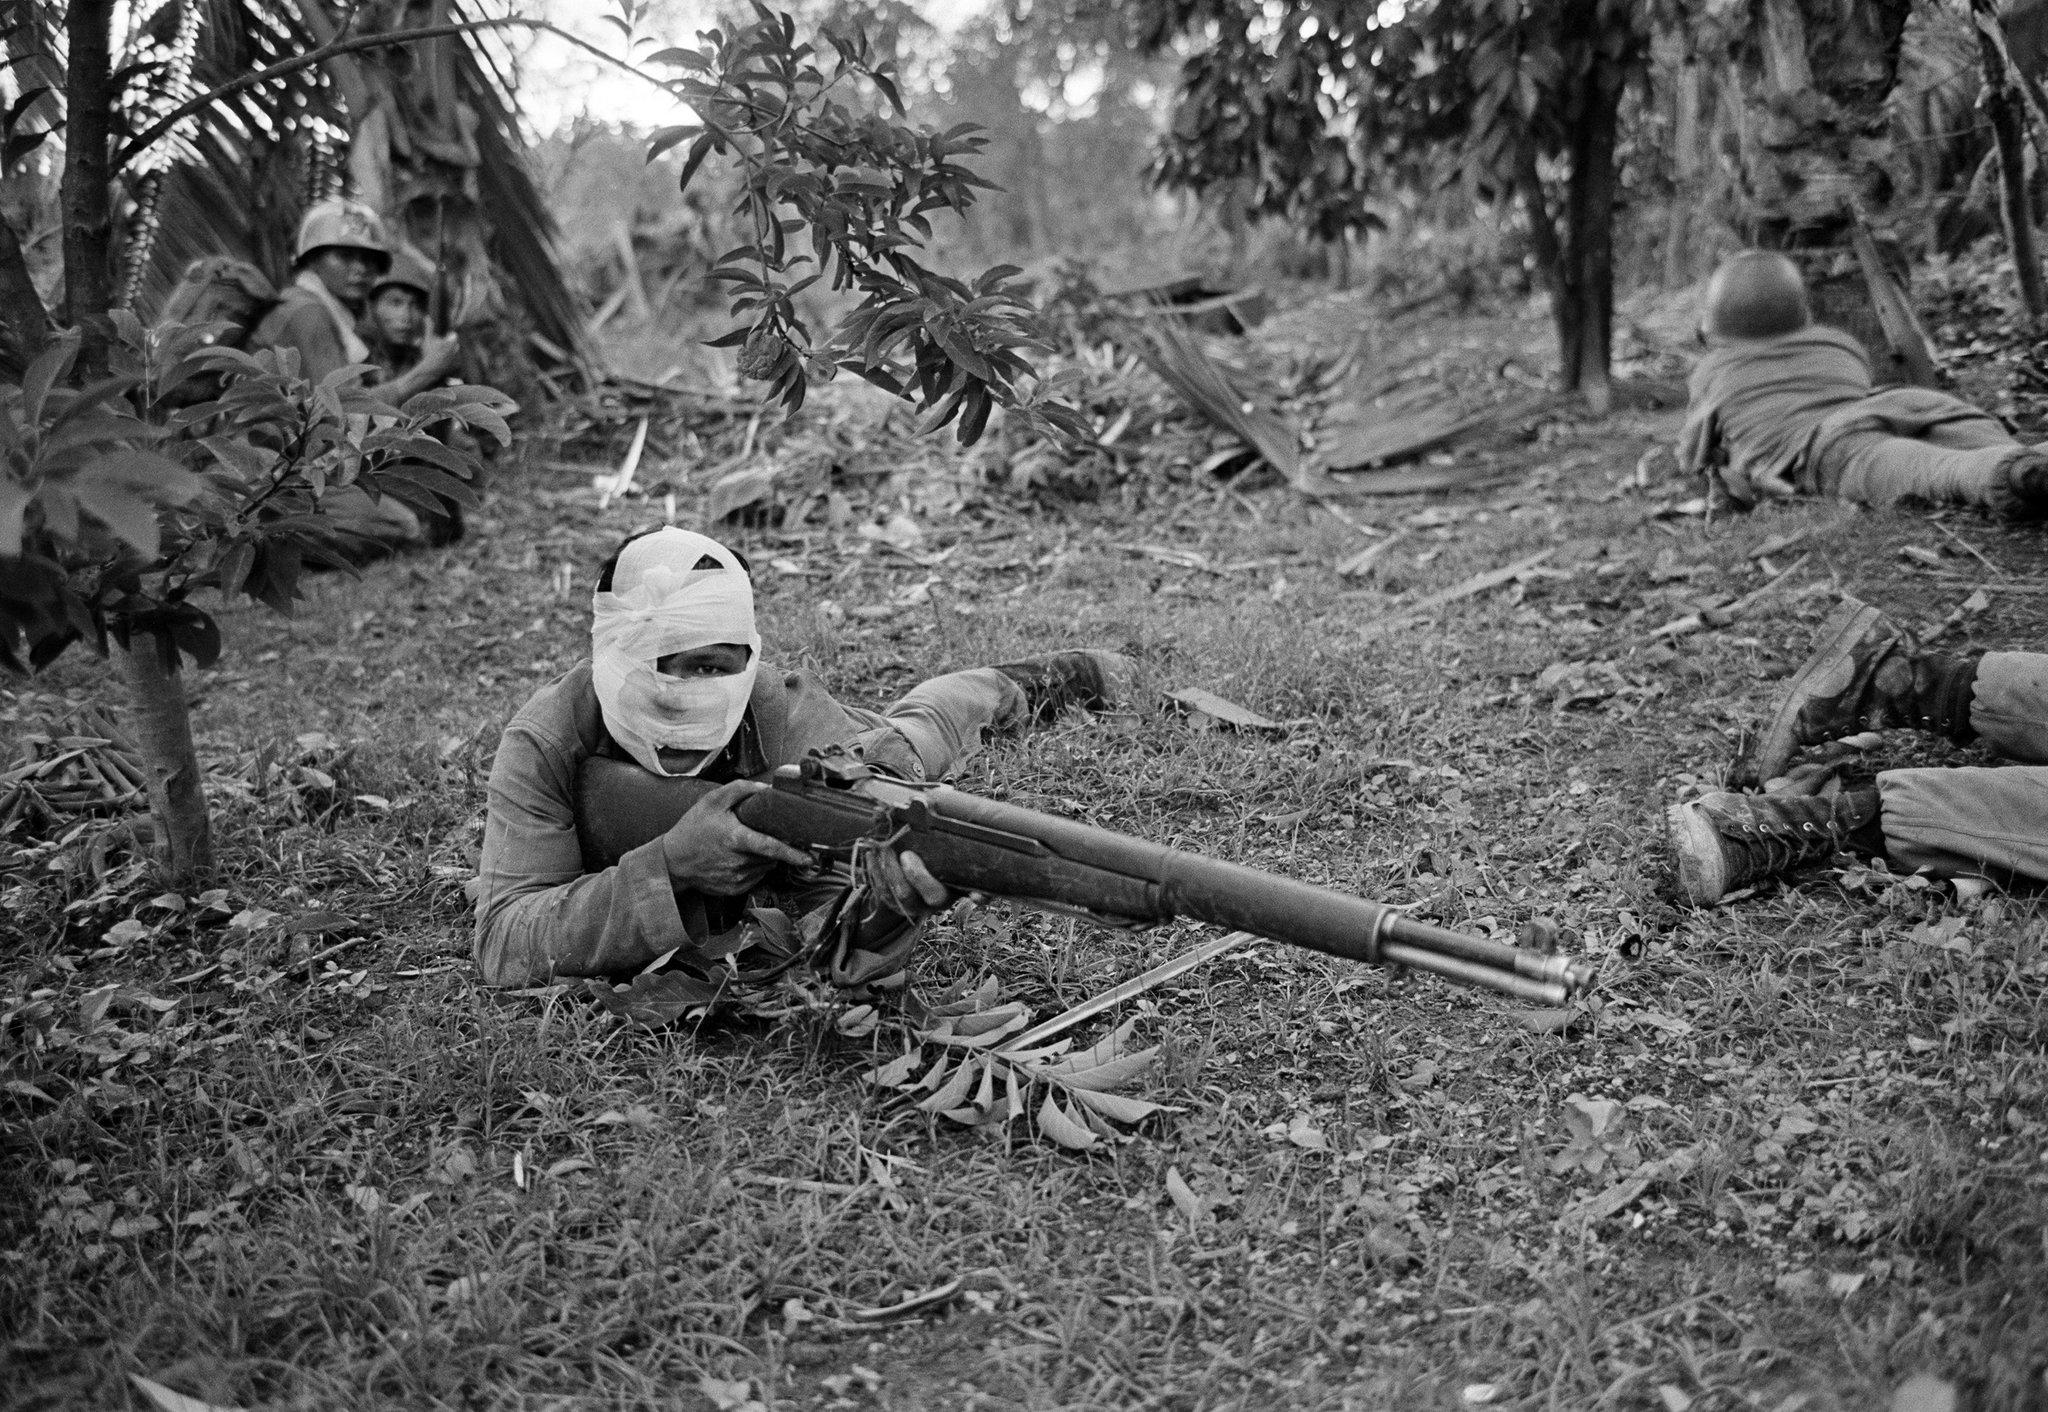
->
[158,256,279,350]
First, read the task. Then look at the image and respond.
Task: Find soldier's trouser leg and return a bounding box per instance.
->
[841,669,1030,778]
[1822,427,2022,512]
[1878,766,2048,882]
[1876,653,2048,881]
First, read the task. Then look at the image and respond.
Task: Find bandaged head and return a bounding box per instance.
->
[591,528,760,776]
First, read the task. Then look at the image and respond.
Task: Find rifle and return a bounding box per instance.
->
[577,752,1597,1006]
[431,199,454,340]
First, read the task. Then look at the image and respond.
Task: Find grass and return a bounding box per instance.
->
[4,297,2048,1411]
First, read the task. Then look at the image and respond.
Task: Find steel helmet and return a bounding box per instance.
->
[293,197,391,272]
[1703,251,1810,341]
[371,244,434,303]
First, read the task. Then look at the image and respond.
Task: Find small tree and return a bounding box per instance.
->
[1,0,513,885]
[1,325,511,882]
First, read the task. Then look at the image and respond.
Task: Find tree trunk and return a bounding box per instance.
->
[1740,0,1912,249]
[1516,144,1574,385]
[60,0,115,380]
[1516,11,1627,412]
[115,634,214,885]
[1565,44,1623,414]
[1973,0,2046,317]
[1664,55,1702,288]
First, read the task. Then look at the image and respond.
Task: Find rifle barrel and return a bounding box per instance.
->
[1379,941,1574,1007]
[911,782,1594,1002]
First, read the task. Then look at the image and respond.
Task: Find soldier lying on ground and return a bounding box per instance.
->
[472,526,1134,989]
[1667,601,2048,903]
[1679,251,2048,518]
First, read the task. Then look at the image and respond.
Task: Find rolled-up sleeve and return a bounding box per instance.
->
[472,717,694,987]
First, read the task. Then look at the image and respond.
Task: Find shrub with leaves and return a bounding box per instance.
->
[0,315,513,879]
[633,1,1086,447]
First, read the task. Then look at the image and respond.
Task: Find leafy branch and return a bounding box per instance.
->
[637,2,1088,446]
[1,315,513,674]
[865,981,1174,1151]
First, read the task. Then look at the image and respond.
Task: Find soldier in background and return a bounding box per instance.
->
[363,245,473,544]
[248,197,390,382]
[248,197,430,552]
[1679,251,2047,517]
[364,244,463,399]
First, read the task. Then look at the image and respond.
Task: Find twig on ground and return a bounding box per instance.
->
[300,935,368,975]
[1912,577,2048,595]
[1642,553,1811,643]
[1932,521,2008,577]
[1919,588,1992,646]
[998,931,1256,1055]
[1311,498,1382,541]
[734,1172,863,1196]
[1336,532,1406,579]
[1348,548,1557,639]
[848,1278,964,1321]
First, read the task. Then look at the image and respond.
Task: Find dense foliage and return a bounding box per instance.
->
[0,320,511,676]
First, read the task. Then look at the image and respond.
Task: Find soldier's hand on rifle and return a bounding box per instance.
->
[660,779,811,895]
[418,331,462,381]
[866,845,951,919]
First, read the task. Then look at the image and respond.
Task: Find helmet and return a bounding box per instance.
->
[293,198,391,272]
[371,244,434,303]
[1703,251,1810,340]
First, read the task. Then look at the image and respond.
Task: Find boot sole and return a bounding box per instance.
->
[1666,800,1731,906]
[1748,600,1886,786]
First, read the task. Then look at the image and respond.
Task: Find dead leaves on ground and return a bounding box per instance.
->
[866,976,1175,1151]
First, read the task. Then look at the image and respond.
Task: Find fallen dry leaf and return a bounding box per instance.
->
[129,1375,244,1412]
[1166,687,1283,733]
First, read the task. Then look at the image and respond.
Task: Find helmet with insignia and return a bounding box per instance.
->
[293,197,392,274]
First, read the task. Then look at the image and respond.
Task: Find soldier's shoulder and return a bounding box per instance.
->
[247,288,326,348]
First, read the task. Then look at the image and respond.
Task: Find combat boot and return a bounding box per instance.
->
[1666,787,1880,906]
[2007,446,2048,516]
[993,650,1136,722]
[1747,601,1980,784]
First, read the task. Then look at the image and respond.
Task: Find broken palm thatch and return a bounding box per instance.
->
[1115,307,1577,500]
[1119,315,1305,487]
[1312,389,1565,481]
[0,711,149,842]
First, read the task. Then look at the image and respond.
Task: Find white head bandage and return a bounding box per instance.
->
[591,528,760,776]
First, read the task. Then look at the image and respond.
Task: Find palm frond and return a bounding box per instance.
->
[110,0,584,374]
[451,3,588,364]
[121,0,339,313]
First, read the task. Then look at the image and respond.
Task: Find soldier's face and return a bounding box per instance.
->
[309,248,378,305]
[651,643,752,772]
[371,288,425,345]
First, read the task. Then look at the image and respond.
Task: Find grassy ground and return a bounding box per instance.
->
[4,301,2047,1412]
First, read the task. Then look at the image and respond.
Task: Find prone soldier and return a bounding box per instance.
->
[1679,251,2048,518]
